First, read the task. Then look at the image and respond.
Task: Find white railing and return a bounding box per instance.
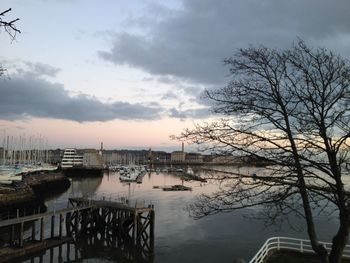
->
[249,236,350,263]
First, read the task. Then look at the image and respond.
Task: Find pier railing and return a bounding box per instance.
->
[249,236,350,263]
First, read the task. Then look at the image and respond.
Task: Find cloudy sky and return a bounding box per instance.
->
[1,0,350,150]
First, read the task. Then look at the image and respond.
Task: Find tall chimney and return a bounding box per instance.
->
[182,142,184,152]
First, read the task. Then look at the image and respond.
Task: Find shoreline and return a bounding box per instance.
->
[22,171,70,196]
[0,170,71,212]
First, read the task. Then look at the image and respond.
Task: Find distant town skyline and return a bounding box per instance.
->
[1,0,350,149]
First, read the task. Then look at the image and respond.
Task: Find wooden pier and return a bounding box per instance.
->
[0,197,155,262]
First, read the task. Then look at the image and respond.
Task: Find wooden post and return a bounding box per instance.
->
[59,214,63,239]
[49,247,54,263]
[81,210,87,234]
[40,217,44,241]
[32,220,36,241]
[58,244,62,262]
[117,210,122,237]
[66,212,72,237]
[150,209,155,253]
[66,242,71,261]
[137,212,141,246]
[19,222,24,247]
[75,242,78,261]
[10,225,14,244]
[132,212,137,245]
[75,211,79,236]
[51,215,55,238]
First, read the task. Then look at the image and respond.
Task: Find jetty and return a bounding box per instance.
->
[0,171,70,213]
[0,197,155,262]
[153,185,192,191]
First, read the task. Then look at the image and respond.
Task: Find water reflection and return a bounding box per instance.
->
[18,235,152,263]
[70,176,103,198]
[12,167,342,262]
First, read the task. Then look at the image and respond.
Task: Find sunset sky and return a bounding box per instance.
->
[1,0,350,150]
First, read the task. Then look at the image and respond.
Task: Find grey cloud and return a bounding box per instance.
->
[169,107,211,120]
[142,77,154,82]
[180,85,203,97]
[0,71,162,122]
[161,91,178,100]
[99,0,350,85]
[25,62,61,77]
[157,76,178,84]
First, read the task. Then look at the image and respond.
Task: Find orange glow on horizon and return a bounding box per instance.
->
[0,117,198,150]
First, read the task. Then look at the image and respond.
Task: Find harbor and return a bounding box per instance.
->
[0,143,348,262]
[3,1,350,261]
[0,167,343,262]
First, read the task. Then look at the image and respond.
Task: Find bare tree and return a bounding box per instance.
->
[0,8,20,39]
[0,8,20,77]
[180,40,350,263]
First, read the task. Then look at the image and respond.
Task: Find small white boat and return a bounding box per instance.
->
[119,167,139,182]
[185,167,194,175]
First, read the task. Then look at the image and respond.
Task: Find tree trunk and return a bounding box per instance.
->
[282,109,329,262]
[299,186,329,263]
[329,216,349,263]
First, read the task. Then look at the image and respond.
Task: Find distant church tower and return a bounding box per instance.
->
[99,142,103,156]
[147,148,153,161]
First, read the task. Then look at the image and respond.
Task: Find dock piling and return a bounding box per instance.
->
[19,222,24,247]
[59,213,63,238]
[51,215,55,238]
[40,217,44,241]
[0,197,155,262]
[32,221,36,241]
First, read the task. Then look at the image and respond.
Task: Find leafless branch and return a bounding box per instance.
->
[0,8,21,41]
[179,40,350,262]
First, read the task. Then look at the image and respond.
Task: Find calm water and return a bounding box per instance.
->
[18,167,341,263]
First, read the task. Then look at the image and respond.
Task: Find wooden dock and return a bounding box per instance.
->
[153,185,192,191]
[0,197,155,262]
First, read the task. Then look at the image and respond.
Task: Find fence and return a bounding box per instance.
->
[249,236,350,263]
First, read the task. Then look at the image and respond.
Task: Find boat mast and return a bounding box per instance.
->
[2,130,5,166]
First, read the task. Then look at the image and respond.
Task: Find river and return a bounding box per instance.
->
[17,166,341,263]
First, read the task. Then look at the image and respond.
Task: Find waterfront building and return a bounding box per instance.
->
[102,150,149,165]
[83,149,104,167]
[171,151,186,163]
[185,152,203,164]
[60,148,83,168]
[152,151,171,163]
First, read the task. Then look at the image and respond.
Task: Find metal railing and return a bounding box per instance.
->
[249,236,350,263]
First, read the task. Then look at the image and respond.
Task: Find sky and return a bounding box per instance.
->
[1,0,350,151]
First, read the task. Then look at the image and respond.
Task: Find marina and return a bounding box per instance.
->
[0,133,57,185]
[0,168,343,262]
[2,1,350,262]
